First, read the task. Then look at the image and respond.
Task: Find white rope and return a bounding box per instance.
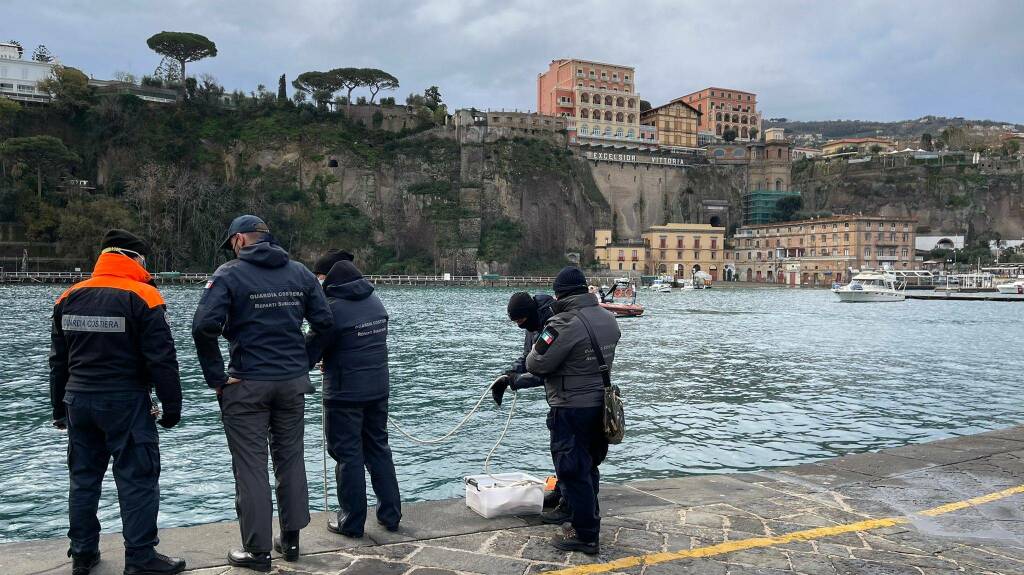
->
[387,377,503,444]
[484,390,518,476]
[321,391,329,513]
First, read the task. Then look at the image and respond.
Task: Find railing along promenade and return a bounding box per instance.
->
[0,270,562,287]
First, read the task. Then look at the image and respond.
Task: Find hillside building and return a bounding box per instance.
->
[0,42,55,103]
[822,137,896,156]
[639,99,701,150]
[735,215,917,285]
[536,58,657,149]
[678,87,761,142]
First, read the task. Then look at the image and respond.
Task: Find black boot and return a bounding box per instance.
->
[122,552,186,575]
[551,526,600,555]
[540,502,572,525]
[227,549,271,572]
[376,518,400,533]
[69,550,100,575]
[327,517,363,538]
[273,530,300,561]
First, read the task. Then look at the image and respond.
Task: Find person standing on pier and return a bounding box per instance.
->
[525,266,621,555]
[191,215,333,571]
[491,291,570,521]
[49,229,186,575]
[305,260,402,537]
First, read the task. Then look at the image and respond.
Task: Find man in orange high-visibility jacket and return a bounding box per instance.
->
[49,229,186,575]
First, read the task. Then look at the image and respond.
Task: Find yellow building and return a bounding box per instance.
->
[594,223,726,279]
[641,223,726,280]
[640,100,701,149]
[594,229,647,273]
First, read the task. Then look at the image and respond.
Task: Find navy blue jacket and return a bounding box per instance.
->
[192,241,333,388]
[305,278,389,404]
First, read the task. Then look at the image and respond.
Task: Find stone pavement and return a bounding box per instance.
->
[6,426,1024,575]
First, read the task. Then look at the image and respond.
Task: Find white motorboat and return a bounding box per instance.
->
[649,279,672,293]
[832,270,906,302]
[996,277,1024,295]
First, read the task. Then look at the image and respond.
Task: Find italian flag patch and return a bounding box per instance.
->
[541,330,555,344]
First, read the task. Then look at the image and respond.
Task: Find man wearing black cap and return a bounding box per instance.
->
[192,215,333,570]
[525,266,621,555]
[312,249,355,281]
[305,260,402,538]
[49,229,186,575]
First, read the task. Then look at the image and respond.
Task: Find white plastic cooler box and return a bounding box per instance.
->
[464,472,545,518]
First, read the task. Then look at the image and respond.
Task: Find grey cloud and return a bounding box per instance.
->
[11,0,1024,122]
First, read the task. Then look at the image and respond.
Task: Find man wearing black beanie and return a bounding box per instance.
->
[523,266,621,555]
[313,249,355,280]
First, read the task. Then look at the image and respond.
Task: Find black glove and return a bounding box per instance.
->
[53,418,67,430]
[157,411,181,429]
[491,374,511,406]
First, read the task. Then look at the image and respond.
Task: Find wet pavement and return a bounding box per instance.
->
[6,426,1024,575]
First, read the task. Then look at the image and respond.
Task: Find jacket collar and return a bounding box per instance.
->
[552,293,598,314]
[92,252,151,283]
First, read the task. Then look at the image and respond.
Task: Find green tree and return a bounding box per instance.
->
[361,68,399,103]
[145,31,218,94]
[773,195,802,222]
[424,86,443,109]
[940,126,967,150]
[277,74,287,102]
[292,71,340,110]
[39,65,93,115]
[722,129,737,142]
[869,144,883,154]
[326,67,365,116]
[639,100,652,112]
[0,135,80,198]
[0,97,19,136]
[749,127,759,141]
[31,44,54,62]
[920,132,934,151]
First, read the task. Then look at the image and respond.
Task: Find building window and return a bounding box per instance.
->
[676,251,682,259]
[616,112,624,122]
[579,125,588,135]
[580,93,589,104]
[902,248,909,258]
[627,129,634,138]
[864,247,871,257]
[615,128,623,137]
[580,109,589,119]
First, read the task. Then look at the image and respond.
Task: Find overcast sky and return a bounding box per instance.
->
[12,0,1024,123]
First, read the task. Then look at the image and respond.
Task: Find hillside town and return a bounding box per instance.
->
[2,42,1023,285]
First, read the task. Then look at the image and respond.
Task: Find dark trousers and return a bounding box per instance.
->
[64,390,159,566]
[547,406,608,543]
[325,398,402,534]
[221,376,312,553]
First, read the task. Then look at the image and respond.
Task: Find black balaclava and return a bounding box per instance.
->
[507,292,541,332]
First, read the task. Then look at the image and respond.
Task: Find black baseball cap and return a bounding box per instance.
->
[220,215,271,249]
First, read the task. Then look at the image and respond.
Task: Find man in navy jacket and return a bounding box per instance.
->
[306,260,402,537]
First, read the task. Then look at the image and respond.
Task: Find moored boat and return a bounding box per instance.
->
[832,270,906,302]
[598,278,646,317]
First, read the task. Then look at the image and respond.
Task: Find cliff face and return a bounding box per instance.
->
[216,127,609,274]
[793,159,1024,239]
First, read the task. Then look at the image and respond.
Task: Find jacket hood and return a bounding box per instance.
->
[551,292,598,314]
[92,252,151,283]
[521,293,555,332]
[325,277,375,301]
[238,241,290,268]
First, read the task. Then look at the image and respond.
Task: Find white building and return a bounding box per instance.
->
[915,235,965,252]
[0,43,55,103]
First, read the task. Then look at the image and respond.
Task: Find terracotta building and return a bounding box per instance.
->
[639,100,702,149]
[594,223,727,280]
[536,58,656,148]
[734,215,917,286]
[678,87,761,142]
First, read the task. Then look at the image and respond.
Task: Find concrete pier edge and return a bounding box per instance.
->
[4,425,1024,575]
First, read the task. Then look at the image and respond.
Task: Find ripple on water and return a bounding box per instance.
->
[1,284,1022,542]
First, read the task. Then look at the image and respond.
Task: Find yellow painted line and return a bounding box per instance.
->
[544,483,1024,575]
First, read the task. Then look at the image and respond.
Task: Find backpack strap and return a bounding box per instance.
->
[575,312,611,389]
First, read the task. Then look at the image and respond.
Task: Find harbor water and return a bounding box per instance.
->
[1,284,1022,543]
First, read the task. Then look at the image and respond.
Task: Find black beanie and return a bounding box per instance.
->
[553,266,588,298]
[507,292,537,320]
[313,249,354,276]
[101,229,150,257]
[325,260,363,286]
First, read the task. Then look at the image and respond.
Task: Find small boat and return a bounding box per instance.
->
[599,278,645,317]
[832,270,906,302]
[996,277,1024,295]
[649,279,672,293]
